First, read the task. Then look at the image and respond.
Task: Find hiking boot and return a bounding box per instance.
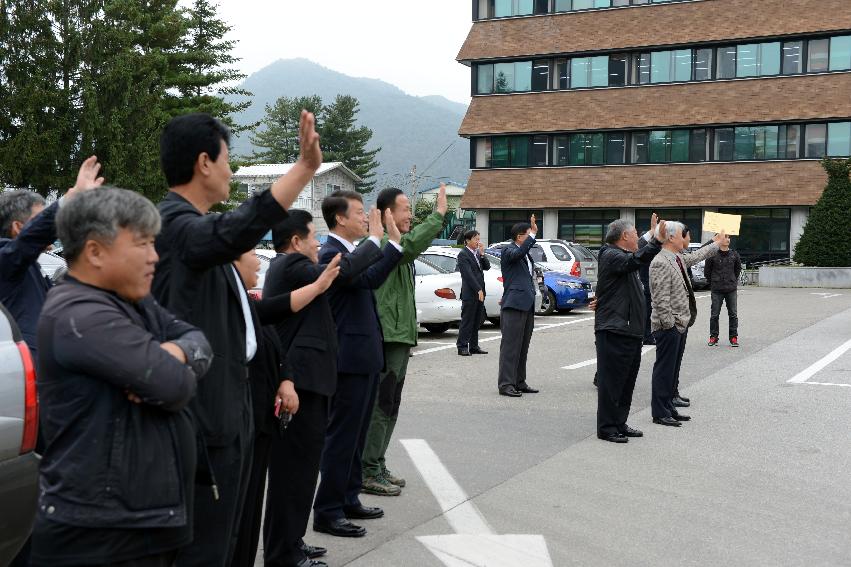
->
[362,475,401,496]
[708,337,719,346]
[381,467,406,488]
[730,336,739,347]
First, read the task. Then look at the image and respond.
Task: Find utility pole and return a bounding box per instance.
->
[409,164,420,210]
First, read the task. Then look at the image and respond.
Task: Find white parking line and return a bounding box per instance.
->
[562,345,656,370]
[787,337,851,384]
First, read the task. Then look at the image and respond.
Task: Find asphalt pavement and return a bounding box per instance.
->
[255,287,851,567]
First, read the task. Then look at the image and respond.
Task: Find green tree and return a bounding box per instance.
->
[793,158,851,267]
[321,95,380,193]
[249,95,323,163]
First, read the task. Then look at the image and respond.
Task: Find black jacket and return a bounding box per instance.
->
[152,190,288,446]
[594,238,662,338]
[704,249,742,293]
[263,243,383,396]
[36,277,211,528]
[457,247,490,301]
[0,200,58,358]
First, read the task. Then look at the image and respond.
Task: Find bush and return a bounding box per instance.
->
[793,158,851,267]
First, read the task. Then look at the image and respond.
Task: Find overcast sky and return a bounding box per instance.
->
[212,0,474,104]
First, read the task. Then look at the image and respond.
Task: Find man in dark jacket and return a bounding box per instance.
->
[152,111,323,566]
[704,233,742,347]
[594,218,664,443]
[32,187,212,567]
[456,229,491,356]
[497,216,541,398]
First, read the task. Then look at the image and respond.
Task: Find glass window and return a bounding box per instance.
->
[606,132,626,164]
[534,0,549,13]
[782,41,803,75]
[573,0,594,8]
[671,130,690,162]
[569,134,587,165]
[714,128,735,161]
[510,136,530,166]
[554,0,571,11]
[558,209,620,249]
[764,125,779,159]
[650,51,672,83]
[760,42,781,76]
[649,130,670,163]
[571,58,590,88]
[609,54,628,86]
[556,59,569,90]
[808,38,830,72]
[690,129,707,162]
[494,0,512,17]
[635,208,702,239]
[494,63,514,92]
[674,49,693,81]
[589,133,605,164]
[516,0,534,14]
[550,244,571,261]
[805,124,827,157]
[492,137,510,167]
[735,126,758,160]
[590,56,609,86]
[532,60,550,91]
[827,122,851,156]
[634,52,651,84]
[694,48,713,81]
[736,44,759,77]
[553,136,569,166]
[631,132,649,163]
[830,35,851,71]
[782,124,801,159]
[477,64,494,94]
[514,61,532,92]
[717,208,790,264]
[532,135,549,165]
[717,46,737,79]
[474,138,492,168]
[571,56,608,87]
[489,210,544,244]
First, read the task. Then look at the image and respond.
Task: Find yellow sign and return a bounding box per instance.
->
[703,211,741,236]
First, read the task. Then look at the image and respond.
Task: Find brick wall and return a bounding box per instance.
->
[458,0,851,62]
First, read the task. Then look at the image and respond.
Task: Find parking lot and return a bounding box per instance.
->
[275,287,851,567]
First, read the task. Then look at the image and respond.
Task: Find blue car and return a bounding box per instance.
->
[538,268,593,315]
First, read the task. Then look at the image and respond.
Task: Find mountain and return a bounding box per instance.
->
[227,58,471,188]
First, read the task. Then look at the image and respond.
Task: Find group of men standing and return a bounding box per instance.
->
[1,109,448,567]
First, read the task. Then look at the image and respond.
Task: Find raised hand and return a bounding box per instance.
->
[657,219,668,242]
[368,207,384,240]
[713,230,727,244]
[316,254,341,293]
[298,110,322,172]
[477,241,485,255]
[650,212,658,233]
[436,183,448,215]
[385,209,401,244]
[530,213,538,235]
[67,156,105,199]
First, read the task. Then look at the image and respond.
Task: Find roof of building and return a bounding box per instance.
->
[233,162,362,183]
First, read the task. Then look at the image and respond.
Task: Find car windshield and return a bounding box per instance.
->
[414,258,445,275]
[569,245,596,261]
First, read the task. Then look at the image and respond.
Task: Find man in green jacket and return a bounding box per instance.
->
[362,184,447,495]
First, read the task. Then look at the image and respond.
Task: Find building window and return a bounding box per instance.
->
[631,131,649,163]
[475,138,492,168]
[555,59,570,89]
[736,42,780,77]
[634,52,651,84]
[571,56,609,88]
[781,41,804,75]
[492,0,534,17]
[693,48,713,81]
[568,133,605,165]
[827,122,851,156]
[532,60,551,91]
[714,128,735,161]
[716,46,737,79]
[325,183,341,196]
[489,210,544,244]
[477,64,494,94]
[635,208,703,237]
[779,125,801,159]
[830,35,851,71]
[805,124,827,157]
[557,209,620,248]
[532,135,549,165]
[690,129,708,162]
[606,132,626,165]
[553,136,569,166]
[717,208,790,263]
[609,54,629,86]
[650,49,692,83]
[734,125,781,160]
[808,38,830,72]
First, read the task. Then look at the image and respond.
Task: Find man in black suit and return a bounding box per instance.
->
[152,111,323,566]
[261,208,399,565]
[456,229,490,356]
[312,190,404,538]
[497,215,540,397]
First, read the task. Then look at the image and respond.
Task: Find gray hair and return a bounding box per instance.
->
[605,219,635,244]
[656,220,685,243]
[0,190,47,238]
[57,187,161,263]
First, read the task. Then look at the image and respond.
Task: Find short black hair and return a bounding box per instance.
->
[463,229,480,244]
[160,113,231,187]
[376,187,404,215]
[322,190,362,229]
[0,190,46,238]
[509,222,531,242]
[272,209,313,251]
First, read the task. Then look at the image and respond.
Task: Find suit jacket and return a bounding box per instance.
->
[499,236,537,312]
[320,236,402,376]
[650,244,719,333]
[0,200,58,358]
[457,247,490,301]
[263,241,383,396]
[152,190,288,446]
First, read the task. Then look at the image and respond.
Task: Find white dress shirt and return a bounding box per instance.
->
[328,232,401,252]
[230,265,256,362]
[466,246,480,268]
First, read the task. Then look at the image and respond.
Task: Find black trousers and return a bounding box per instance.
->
[596,330,644,436]
[457,299,485,350]
[651,327,684,419]
[264,390,329,566]
[643,292,653,342]
[497,308,535,390]
[313,372,378,524]
[673,329,688,398]
[177,391,253,567]
[710,290,738,339]
[230,432,273,567]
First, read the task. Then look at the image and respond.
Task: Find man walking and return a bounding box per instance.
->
[361,184,447,496]
[456,229,490,357]
[594,217,664,443]
[704,233,741,347]
[152,111,322,566]
[496,215,541,398]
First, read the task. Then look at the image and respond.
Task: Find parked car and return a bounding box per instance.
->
[38,251,67,283]
[419,246,542,326]
[537,266,594,315]
[0,302,39,564]
[685,243,709,289]
[413,258,462,334]
[486,239,598,285]
[251,249,277,298]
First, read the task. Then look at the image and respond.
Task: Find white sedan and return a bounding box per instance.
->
[414,258,462,334]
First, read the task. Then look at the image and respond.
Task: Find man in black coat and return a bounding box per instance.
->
[594,217,664,443]
[456,229,490,356]
[152,111,323,567]
[704,233,742,347]
[496,216,540,397]
[32,187,212,567]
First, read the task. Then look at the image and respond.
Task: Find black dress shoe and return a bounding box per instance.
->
[652,417,682,427]
[619,425,643,438]
[517,385,539,393]
[313,518,366,538]
[678,395,690,403]
[672,396,690,407]
[672,413,691,421]
[499,386,522,397]
[299,539,327,559]
[470,348,488,354]
[457,348,471,356]
[294,559,328,567]
[344,504,384,520]
[597,432,628,443]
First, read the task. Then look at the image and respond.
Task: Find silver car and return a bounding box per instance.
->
[0,303,39,564]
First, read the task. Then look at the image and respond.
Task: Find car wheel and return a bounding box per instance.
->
[423,323,451,334]
[487,317,500,327]
[538,289,556,316]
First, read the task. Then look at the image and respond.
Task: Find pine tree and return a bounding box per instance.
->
[249,95,323,163]
[320,95,380,193]
[793,158,851,267]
